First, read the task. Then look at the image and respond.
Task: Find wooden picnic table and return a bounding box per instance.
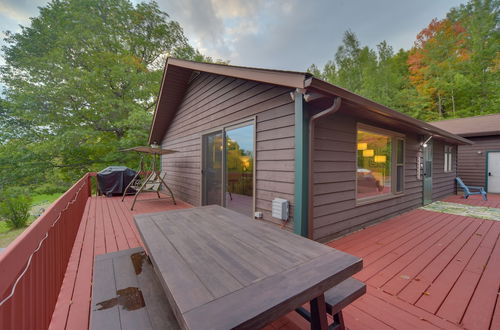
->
[134,205,362,330]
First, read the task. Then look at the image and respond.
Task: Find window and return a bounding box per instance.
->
[396,138,405,192]
[444,145,453,172]
[357,125,404,200]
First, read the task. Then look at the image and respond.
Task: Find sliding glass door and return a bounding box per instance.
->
[202,131,223,206]
[201,121,254,216]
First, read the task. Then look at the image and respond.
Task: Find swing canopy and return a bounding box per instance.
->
[121,146,177,155]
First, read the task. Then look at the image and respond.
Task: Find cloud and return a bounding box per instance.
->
[211,0,263,18]
[1,0,467,72]
[0,0,47,25]
[158,0,269,61]
[0,2,31,22]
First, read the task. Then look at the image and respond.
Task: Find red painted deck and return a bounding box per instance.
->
[327,209,499,330]
[48,193,191,330]
[49,193,500,330]
[272,195,500,330]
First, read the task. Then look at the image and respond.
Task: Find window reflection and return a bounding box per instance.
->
[357,129,392,199]
[225,124,254,216]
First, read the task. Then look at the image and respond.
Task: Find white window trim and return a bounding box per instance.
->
[444,145,453,173]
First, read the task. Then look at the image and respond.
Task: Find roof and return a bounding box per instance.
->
[429,114,500,137]
[149,58,471,145]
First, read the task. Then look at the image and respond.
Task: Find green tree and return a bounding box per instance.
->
[308,0,499,121]
[309,31,417,117]
[0,187,32,228]
[0,0,215,186]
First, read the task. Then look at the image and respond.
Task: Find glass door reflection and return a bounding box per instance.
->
[202,131,223,206]
[225,124,254,216]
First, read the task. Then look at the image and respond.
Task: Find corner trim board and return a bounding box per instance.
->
[294,92,309,237]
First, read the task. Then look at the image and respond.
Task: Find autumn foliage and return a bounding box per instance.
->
[309,0,499,121]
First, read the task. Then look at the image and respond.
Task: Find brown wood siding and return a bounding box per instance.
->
[457,136,500,187]
[432,140,457,200]
[160,72,296,228]
[311,113,423,242]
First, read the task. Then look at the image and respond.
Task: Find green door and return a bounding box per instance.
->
[423,141,433,205]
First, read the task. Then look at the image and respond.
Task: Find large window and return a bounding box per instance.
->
[357,125,404,200]
[444,145,453,172]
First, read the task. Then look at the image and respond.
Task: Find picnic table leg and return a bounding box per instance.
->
[310,294,328,330]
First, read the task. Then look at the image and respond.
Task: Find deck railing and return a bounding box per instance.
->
[0,173,93,330]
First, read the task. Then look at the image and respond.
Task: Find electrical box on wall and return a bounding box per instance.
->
[272,198,289,221]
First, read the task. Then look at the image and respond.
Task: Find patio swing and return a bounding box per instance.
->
[121,146,177,210]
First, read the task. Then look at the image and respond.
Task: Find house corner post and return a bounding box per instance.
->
[294,91,309,237]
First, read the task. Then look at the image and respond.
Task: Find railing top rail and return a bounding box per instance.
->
[0,173,91,299]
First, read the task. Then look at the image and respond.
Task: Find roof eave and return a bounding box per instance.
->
[148,58,170,145]
[305,77,473,145]
[167,58,308,89]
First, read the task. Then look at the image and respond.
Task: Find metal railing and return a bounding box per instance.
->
[0,173,93,330]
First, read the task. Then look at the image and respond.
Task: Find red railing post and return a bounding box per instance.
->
[0,173,92,329]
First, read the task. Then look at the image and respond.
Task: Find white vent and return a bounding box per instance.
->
[272,198,289,221]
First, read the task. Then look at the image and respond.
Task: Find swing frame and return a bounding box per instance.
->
[121,146,177,210]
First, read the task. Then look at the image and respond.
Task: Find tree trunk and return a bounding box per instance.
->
[451,89,456,116]
[437,94,443,118]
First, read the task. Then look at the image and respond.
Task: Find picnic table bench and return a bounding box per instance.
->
[91,205,364,329]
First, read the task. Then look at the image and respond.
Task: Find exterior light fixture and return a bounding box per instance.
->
[422,136,432,148]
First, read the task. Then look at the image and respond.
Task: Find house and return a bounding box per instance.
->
[430,114,500,194]
[149,58,471,242]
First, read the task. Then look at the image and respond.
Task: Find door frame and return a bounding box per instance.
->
[485,150,500,192]
[199,116,256,215]
[423,141,433,205]
[201,129,224,206]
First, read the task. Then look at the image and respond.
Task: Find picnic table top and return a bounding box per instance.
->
[134,205,362,329]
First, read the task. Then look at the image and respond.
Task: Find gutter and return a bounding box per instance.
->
[307,97,342,239]
[305,77,471,145]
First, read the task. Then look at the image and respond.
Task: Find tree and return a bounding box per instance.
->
[408,0,499,120]
[0,0,215,185]
[308,0,499,121]
[308,31,417,117]
[0,187,32,228]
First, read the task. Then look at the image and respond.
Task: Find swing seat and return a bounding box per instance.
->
[142,172,166,192]
[120,146,178,210]
[128,171,176,210]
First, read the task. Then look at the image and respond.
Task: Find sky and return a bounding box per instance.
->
[0,0,467,72]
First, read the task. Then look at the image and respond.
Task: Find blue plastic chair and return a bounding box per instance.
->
[455,177,488,201]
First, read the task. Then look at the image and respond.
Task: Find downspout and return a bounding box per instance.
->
[307,97,342,239]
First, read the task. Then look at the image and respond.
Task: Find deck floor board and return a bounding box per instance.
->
[48,194,499,330]
[49,193,191,330]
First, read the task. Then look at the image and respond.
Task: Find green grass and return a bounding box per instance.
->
[31,192,62,206]
[0,192,62,248]
[0,218,36,248]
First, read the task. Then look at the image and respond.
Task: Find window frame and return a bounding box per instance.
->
[444,144,453,173]
[356,123,405,204]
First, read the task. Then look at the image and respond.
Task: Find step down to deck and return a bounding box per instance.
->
[91,247,179,330]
